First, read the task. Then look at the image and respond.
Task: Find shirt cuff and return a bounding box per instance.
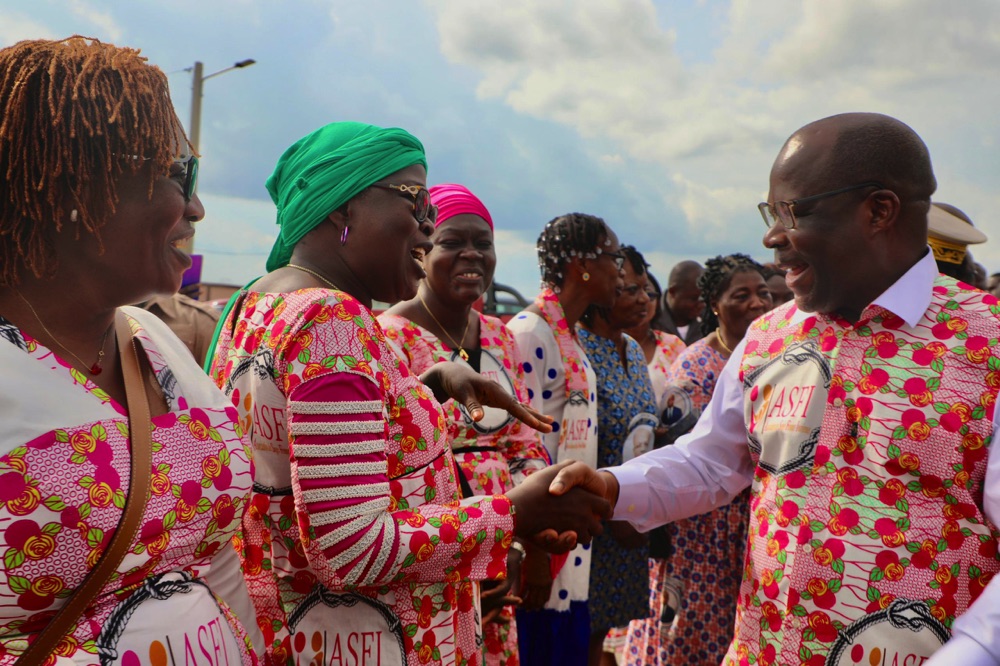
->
[925,634,996,666]
[608,465,649,522]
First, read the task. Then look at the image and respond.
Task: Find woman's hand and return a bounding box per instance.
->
[506,460,611,553]
[420,362,553,433]
[519,543,553,612]
[481,546,524,624]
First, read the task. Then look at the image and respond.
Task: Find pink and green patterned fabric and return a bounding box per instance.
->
[210,289,516,666]
[379,313,550,494]
[378,312,550,666]
[0,307,256,665]
[729,277,1000,666]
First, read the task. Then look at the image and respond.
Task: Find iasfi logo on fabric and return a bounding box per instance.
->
[847,645,928,666]
[293,629,386,666]
[120,619,234,666]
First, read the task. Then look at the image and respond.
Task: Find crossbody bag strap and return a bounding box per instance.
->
[16,310,154,666]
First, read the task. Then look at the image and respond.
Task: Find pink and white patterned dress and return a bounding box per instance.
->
[0,307,257,666]
[647,330,685,412]
[210,289,516,666]
[378,313,550,666]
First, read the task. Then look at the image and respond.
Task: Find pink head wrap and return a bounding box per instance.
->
[429,183,493,230]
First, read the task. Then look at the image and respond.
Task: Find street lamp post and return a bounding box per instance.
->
[188,58,256,153]
[180,58,255,255]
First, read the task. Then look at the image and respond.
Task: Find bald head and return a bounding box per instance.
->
[779,113,936,203]
[765,113,937,321]
[668,260,703,289]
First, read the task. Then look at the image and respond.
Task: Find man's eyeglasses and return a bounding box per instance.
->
[370,183,432,223]
[603,251,626,271]
[174,155,199,202]
[757,181,884,230]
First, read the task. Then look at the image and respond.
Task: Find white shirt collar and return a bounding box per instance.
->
[788,249,937,328]
[869,249,937,328]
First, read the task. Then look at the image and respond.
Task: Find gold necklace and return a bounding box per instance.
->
[286,263,341,290]
[418,292,472,361]
[715,326,734,356]
[14,289,113,375]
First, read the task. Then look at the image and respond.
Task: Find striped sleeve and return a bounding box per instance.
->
[288,372,400,586]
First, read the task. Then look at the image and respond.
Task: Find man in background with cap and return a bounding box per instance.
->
[927,202,987,285]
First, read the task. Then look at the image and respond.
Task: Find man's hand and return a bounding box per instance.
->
[507,460,611,553]
[420,362,553,433]
[548,462,620,511]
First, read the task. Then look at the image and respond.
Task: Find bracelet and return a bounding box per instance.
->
[509,541,526,557]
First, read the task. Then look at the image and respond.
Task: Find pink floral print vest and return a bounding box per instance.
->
[730,277,1000,666]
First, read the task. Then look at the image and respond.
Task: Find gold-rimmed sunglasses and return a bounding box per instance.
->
[370,183,432,223]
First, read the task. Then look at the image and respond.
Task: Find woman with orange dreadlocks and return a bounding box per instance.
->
[0,37,259,664]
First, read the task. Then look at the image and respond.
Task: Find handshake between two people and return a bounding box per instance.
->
[421,361,623,552]
[506,460,621,553]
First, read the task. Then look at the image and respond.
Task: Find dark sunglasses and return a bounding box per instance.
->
[370,183,432,223]
[116,153,199,202]
[173,155,199,202]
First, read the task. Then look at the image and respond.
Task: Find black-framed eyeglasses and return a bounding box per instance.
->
[758,181,884,230]
[370,183,432,223]
[174,155,199,202]
[603,251,626,271]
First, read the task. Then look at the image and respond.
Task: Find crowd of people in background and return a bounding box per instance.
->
[2,35,999,666]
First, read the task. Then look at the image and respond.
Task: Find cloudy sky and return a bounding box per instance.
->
[4,0,1000,297]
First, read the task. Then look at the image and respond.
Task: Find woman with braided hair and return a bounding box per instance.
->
[622,253,770,666]
[507,213,625,666]
[0,37,260,663]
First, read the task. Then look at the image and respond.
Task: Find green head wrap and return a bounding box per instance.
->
[264,121,427,271]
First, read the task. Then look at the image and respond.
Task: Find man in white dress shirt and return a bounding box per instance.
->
[554,112,1000,665]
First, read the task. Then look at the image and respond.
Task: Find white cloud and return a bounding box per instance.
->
[426,0,1000,262]
[67,0,123,41]
[0,13,58,44]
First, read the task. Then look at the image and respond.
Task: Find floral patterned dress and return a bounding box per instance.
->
[622,338,748,666]
[378,313,550,666]
[209,289,516,666]
[0,307,256,665]
[647,330,685,412]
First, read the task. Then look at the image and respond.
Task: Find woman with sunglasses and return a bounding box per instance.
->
[507,213,625,666]
[379,183,552,666]
[0,37,260,663]
[623,254,770,666]
[207,124,610,666]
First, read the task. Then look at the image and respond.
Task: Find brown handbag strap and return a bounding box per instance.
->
[16,310,154,666]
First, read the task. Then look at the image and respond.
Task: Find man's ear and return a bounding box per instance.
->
[868,188,901,233]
